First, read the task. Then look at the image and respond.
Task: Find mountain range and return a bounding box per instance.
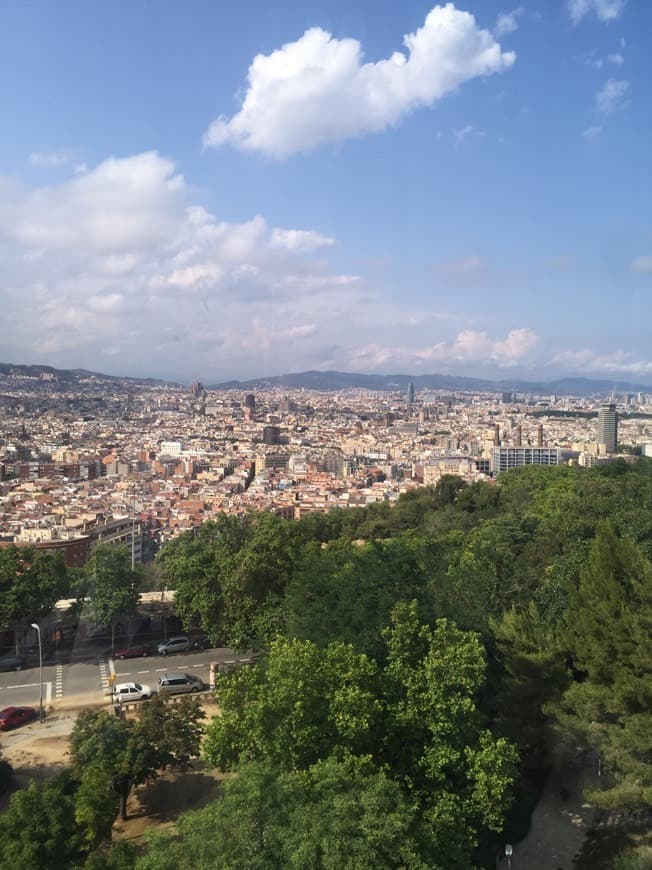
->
[1,362,649,397]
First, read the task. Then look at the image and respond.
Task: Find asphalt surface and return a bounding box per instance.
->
[0,647,244,710]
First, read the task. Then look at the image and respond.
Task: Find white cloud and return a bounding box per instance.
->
[631,256,652,273]
[0,151,378,379]
[269,229,335,251]
[606,52,624,64]
[349,328,541,371]
[550,348,652,375]
[568,0,626,25]
[203,4,515,157]
[494,8,524,36]
[29,150,75,166]
[582,125,602,137]
[595,78,629,113]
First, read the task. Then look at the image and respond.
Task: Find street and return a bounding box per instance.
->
[0,647,243,710]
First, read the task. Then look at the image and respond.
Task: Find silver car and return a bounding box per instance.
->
[157,672,204,694]
[157,636,191,655]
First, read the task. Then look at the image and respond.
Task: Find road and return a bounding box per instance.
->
[0,647,245,710]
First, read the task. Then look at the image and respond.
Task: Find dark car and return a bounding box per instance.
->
[0,706,37,730]
[190,635,212,650]
[112,644,152,660]
[0,654,25,672]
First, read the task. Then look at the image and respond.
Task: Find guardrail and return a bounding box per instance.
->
[113,689,215,713]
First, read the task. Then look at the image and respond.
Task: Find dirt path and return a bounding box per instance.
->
[505,754,599,870]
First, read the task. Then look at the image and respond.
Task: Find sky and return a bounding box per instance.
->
[0,0,650,384]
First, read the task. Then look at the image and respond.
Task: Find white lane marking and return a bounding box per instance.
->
[109,658,116,679]
[192,664,204,668]
[45,680,52,704]
[6,682,41,689]
[137,670,150,675]
[155,668,167,672]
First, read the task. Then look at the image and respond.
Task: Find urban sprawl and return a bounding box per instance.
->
[1,369,650,569]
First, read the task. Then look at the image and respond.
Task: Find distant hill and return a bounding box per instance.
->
[210,370,652,397]
[0,362,175,387]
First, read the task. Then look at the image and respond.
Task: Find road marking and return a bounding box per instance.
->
[6,681,42,689]
[155,668,167,672]
[55,664,64,699]
[192,664,204,668]
[137,670,150,674]
[46,680,52,704]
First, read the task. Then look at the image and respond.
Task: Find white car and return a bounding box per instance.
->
[113,681,154,702]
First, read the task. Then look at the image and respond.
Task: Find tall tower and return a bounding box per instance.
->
[407,382,415,405]
[597,403,618,454]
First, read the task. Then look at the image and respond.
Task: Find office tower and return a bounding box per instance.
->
[407,382,415,404]
[494,424,501,446]
[263,425,281,445]
[537,424,544,447]
[502,391,513,404]
[597,403,617,454]
[244,394,256,412]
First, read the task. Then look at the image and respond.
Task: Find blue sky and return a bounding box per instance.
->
[0,0,650,383]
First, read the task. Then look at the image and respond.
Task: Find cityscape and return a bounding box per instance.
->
[1,0,651,867]
[0,365,650,564]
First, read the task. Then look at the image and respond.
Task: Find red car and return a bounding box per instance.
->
[112,644,152,660]
[0,706,37,730]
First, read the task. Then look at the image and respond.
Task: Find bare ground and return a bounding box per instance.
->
[0,699,225,840]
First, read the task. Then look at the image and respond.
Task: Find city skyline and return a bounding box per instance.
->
[1,1,650,383]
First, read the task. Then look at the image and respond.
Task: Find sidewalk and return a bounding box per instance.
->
[506,755,598,870]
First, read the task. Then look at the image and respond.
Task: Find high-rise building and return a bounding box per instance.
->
[263,425,281,445]
[597,403,618,454]
[407,382,415,404]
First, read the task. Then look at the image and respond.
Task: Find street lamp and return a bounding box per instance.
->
[30,623,44,723]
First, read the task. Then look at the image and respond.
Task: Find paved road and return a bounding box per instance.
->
[0,647,243,709]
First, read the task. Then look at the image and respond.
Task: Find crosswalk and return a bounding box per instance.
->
[55,664,64,699]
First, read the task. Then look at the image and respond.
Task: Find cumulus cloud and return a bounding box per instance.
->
[631,256,652,273]
[568,0,626,25]
[582,125,602,137]
[595,78,629,113]
[203,3,515,157]
[0,151,373,379]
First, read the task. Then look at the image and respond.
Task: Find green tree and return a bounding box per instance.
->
[157,512,298,648]
[203,604,516,865]
[285,537,431,658]
[203,637,380,772]
[550,525,652,807]
[0,771,84,868]
[137,756,431,870]
[71,696,204,821]
[0,544,68,629]
[82,543,142,650]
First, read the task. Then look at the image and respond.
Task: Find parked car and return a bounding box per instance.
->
[190,635,211,650]
[157,636,191,655]
[112,644,152,660]
[157,672,204,695]
[0,706,37,730]
[113,682,154,702]
[0,654,25,672]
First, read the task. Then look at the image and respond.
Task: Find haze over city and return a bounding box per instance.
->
[1,1,650,381]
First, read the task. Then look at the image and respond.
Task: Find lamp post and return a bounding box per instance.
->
[30,623,44,723]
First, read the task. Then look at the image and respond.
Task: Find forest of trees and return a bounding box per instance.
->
[1,458,652,867]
